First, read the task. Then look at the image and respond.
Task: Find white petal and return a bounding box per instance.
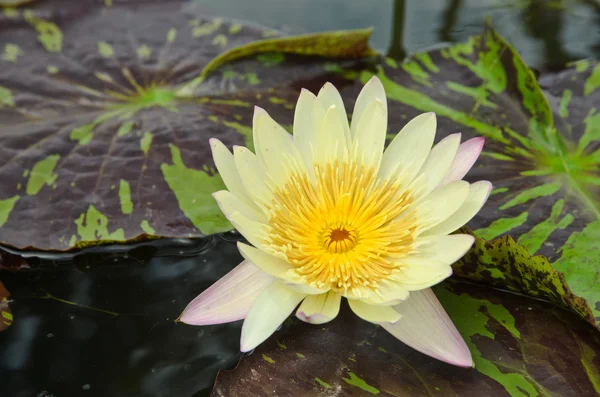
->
[395,257,452,291]
[423,181,492,236]
[381,288,473,367]
[210,139,257,209]
[363,280,410,306]
[312,104,349,163]
[296,291,341,324]
[179,260,272,325]
[293,89,326,174]
[441,137,485,185]
[213,190,267,224]
[228,211,269,249]
[411,234,475,265]
[417,133,461,194]
[352,98,386,171]
[348,299,402,324]
[416,180,470,233]
[237,242,293,278]
[233,146,273,205]
[253,106,305,185]
[379,112,436,186]
[317,82,351,143]
[350,76,387,139]
[240,282,306,352]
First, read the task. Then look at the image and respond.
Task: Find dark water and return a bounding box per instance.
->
[1,1,600,396]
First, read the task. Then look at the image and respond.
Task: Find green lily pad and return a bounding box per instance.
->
[212,280,600,397]
[346,23,600,328]
[0,0,373,251]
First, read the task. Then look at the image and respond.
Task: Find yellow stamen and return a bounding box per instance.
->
[264,159,419,296]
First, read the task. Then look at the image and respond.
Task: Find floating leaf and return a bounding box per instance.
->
[346,23,600,328]
[213,280,600,397]
[455,227,597,329]
[0,0,373,250]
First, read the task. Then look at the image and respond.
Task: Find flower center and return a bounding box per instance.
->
[264,159,419,296]
[324,226,356,253]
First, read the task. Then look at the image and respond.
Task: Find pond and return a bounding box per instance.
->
[0,0,599,396]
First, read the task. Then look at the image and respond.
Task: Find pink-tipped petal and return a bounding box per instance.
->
[381,288,473,367]
[441,137,485,185]
[241,282,306,352]
[296,291,341,324]
[179,260,272,326]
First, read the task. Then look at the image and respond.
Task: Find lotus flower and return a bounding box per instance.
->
[179,76,491,367]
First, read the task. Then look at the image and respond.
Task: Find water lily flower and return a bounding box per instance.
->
[180,76,491,367]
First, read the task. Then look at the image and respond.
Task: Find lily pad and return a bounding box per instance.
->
[455,228,596,330]
[0,0,373,251]
[212,280,600,397]
[347,23,600,327]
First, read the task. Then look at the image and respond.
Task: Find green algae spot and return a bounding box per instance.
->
[369,70,508,144]
[385,57,398,68]
[140,220,154,234]
[435,285,537,397]
[295,352,305,358]
[475,211,528,240]
[261,354,275,364]
[47,65,59,74]
[118,179,133,214]
[275,341,287,349]
[70,123,96,145]
[577,109,600,155]
[23,10,63,52]
[574,60,590,72]
[26,155,60,195]
[315,378,332,389]
[554,220,600,318]
[228,23,242,34]
[499,182,561,210]
[517,199,573,255]
[69,235,77,247]
[160,144,231,235]
[256,52,285,67]
[137,44,152,59]
[192,19,222,37]
[414,52,439,73]
[559,89,572,118]
[140,132,153,155]
[491,187,509,196]
[446,82,497,108]
[245,72,260,85]
[0,195,19,227]
[167,28,177,43]
[402,59,432,87]
[74,205,125,242]
[0,86,14,107]
[584,63,600,96]
[343,372,379,395]
[212,34,227,47]
[130,87,176,109]
[98,41,114,58]
[3,43,23,62]
[222,120,253,148]
[2,7,18,18]
[117,121,135,137]
[377,346,388,353]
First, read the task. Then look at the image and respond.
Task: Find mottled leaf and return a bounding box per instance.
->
[455,227,597,330]
[347,23,600,327]
[0,0,373,251]
[213,280,600,397]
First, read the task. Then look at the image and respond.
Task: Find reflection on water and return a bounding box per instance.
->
[0,235,246,397]
[1,0,600,396]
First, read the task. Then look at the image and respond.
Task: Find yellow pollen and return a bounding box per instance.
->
[264,159,419,296]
